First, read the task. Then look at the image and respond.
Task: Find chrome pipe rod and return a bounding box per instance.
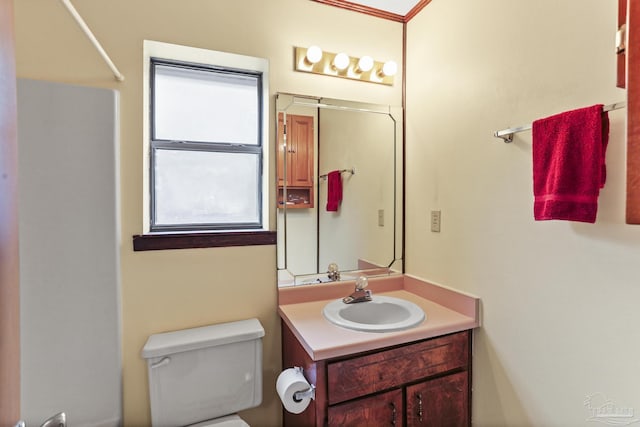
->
[493,101,626,143]
[60,0,124,82]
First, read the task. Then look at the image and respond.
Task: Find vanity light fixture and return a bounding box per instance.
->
[294,46,396,86]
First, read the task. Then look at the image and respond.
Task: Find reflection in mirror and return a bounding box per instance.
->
[276,93,403,286]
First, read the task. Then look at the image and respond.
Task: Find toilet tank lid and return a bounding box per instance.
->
[141,318,265,359]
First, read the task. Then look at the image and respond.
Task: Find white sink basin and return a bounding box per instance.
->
[323,295,425,332]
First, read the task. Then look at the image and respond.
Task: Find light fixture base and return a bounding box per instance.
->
[294,46,395,86]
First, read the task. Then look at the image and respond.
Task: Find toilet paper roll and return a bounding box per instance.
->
[276,367,312,414]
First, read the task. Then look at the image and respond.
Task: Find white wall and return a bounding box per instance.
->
[406,1,640,426]
[18,79,120,426]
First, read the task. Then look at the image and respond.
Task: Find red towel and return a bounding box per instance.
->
[326,170,342,212]
[532,104,609,223]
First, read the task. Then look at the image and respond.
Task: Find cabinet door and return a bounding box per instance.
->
[287,114,314,187]
[328,388,404,427]
[277,113,314,187]
[406,372,469,427]
[628,0,640,223]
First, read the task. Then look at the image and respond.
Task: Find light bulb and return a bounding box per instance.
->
[305,45,323,64]
[357,55,374,73]
[381,60,398,77]
[333,53,350,71]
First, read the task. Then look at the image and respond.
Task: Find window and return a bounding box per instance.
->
[134,41,274,250]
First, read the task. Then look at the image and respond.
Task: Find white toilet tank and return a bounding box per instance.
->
[142,318,265,427]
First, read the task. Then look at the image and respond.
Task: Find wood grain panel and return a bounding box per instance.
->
[627,0,640,223]
[328,388,404,427]
[0,0,20,424]
[281,321,328,427]
[406,372,469,427]
[327,331,469,404]
[132,230,276,251]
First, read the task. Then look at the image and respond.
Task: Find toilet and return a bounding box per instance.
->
[141,318,265,427]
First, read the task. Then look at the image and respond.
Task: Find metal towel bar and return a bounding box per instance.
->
[493,101,626,143]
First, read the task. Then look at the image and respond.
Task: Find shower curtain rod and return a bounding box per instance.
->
[493,101,626,143]
[60,0,124,82]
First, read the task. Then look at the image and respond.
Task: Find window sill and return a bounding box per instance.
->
[132,230,276,251]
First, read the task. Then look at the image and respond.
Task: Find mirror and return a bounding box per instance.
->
[276,93,403,286]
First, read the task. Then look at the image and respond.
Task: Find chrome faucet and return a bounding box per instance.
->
[40,413,66,427]
[327,262,340,281]
[343,276,372,304]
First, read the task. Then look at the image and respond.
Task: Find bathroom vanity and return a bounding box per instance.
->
[278,275,479,426]
[275,94,478,425]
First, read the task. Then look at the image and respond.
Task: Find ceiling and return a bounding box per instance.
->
[346,0,422,16]
[313,0,429,22]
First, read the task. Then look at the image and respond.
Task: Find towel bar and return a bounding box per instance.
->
[493,101,626,143]
[319,168,355,180]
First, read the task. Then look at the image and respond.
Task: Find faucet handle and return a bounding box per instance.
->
[355,276,368,290]
[327,263,340,281]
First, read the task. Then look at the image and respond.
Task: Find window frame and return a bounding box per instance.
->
[150,57,264,232]
[135,40,274,251]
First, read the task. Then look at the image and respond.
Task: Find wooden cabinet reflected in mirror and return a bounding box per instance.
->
[627,0,640,223]
[277,112,315,209]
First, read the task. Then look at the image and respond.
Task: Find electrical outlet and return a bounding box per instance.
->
[430,210,441,232]
[378,209,384,227]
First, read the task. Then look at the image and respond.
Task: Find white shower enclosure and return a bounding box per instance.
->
[17,79,121,426]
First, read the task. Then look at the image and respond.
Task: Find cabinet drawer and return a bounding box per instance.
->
[327,331,469,404]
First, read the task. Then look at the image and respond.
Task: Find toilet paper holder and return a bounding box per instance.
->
[292,367,316,402]
[293,384,315,402]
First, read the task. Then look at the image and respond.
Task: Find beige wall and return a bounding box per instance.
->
[407,0,640,425]
[13,1,402,426]
[19,1,633,425]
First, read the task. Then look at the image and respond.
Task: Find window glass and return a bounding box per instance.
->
[153,64,259,145]
[154,148,260,227]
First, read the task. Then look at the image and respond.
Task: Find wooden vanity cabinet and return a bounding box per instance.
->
[281,321,472,427]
